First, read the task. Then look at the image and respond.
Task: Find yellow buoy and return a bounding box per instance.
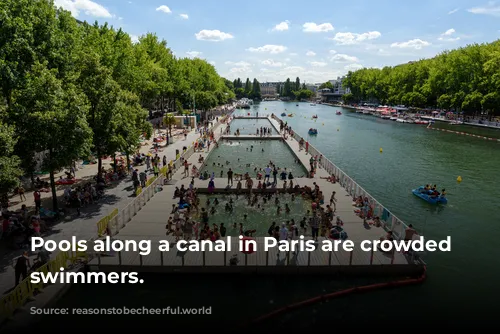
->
[379,148,383,153]
[457,176,462,183]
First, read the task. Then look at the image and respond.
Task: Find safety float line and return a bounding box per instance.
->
[427,126,500,142]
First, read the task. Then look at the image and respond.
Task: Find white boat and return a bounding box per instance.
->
[389,116,398,121]
[414,119,429,125]
[396,118,405,123]
[310,103,316,106]
[362,110,372,114]
[449,120,463,125]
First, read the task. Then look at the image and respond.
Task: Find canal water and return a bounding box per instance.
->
[236,102,500,322]
[41,101,500,328]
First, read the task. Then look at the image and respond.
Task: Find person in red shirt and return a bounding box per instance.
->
[33,190,41,210]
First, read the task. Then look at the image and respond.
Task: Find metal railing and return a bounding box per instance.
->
[102,116,228,237]
[95,239,418,268]
[270,114,413,242]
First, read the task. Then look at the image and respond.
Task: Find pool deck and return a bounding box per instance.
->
[87,115,424,277]
[221,135,281,140]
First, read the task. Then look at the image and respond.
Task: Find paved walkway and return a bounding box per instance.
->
[0,121,226,294]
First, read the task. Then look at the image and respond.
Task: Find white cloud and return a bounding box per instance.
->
[186,51,202,58]
[289,53,298,56]
[179,13,189,19]
[308,61,327,67]
[118,16,123,20]
[272,21,289,31]
[209,61,216,65]
[130,34,139,44]
[302,22,334,32]
[448,8,459,14]
[329,50,337,54]
[226,60,252,74]
[468,3,500,17]
[391,39,430,49]
[306,51,316,56]
[225,61,252,67]
[344,63,364,71]
[247,44,287,54]
[156,5,172,14]
[54,0,112,18]
[331,54,359,63]
[230,67,252,73]
[443,28,455,36]
[195,30,234,41]
[330,31,381,45]
[261,59,284,67]
[438,28,460,41]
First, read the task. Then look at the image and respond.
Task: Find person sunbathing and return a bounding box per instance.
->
[320,175,336,183]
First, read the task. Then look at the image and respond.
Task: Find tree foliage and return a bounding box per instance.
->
[0,0,234,205]
[343,41,500,116]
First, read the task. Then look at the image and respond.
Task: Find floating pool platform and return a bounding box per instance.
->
[87,115,425,278]
[221,135,282,140]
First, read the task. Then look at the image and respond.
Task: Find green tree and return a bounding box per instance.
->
[244,78,251,96]
[251,78,261,100]
[11,63,92,212]
[342,93,354,104]
[0,121,23,200]
[319,81,333,90]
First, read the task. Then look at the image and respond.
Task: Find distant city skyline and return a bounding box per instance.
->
[55,0,500,82]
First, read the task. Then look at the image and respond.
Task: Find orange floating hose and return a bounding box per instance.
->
[251,266,427,325]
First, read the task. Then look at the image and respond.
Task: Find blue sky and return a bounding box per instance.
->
[55,0,500,83]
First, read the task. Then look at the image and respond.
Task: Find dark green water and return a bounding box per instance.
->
[200,139,307,176]
[242,102,500,319]
[40,101,500,329]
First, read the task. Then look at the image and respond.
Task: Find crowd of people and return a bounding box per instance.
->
[168,174,349,243]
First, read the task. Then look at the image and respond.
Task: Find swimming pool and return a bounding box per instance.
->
[228,118,277,135]
[200,140,308,176]
[193,193,312,237]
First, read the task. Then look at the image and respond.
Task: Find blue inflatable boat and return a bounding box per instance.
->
[308,128,318,135]
[412,186,448,204]
[281,113,286,116]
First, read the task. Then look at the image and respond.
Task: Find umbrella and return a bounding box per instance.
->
[240,237,255,254]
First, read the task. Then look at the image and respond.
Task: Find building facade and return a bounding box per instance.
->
[328,76,350,95]
[260,82,281,96]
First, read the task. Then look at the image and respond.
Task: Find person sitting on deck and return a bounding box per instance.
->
[198,155,204,163]
[191,165,200,178]
[321,175,336,183]
[280,169,287,180]
[173,187,180,198]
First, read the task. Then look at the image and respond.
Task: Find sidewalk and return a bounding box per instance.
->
[0,122,224,294]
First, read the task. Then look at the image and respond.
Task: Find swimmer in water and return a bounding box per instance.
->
[285,203,290,213]
[214,198,219,205]
[243,214,247,220]
[277,206,281,215]
[210,207,216,215]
